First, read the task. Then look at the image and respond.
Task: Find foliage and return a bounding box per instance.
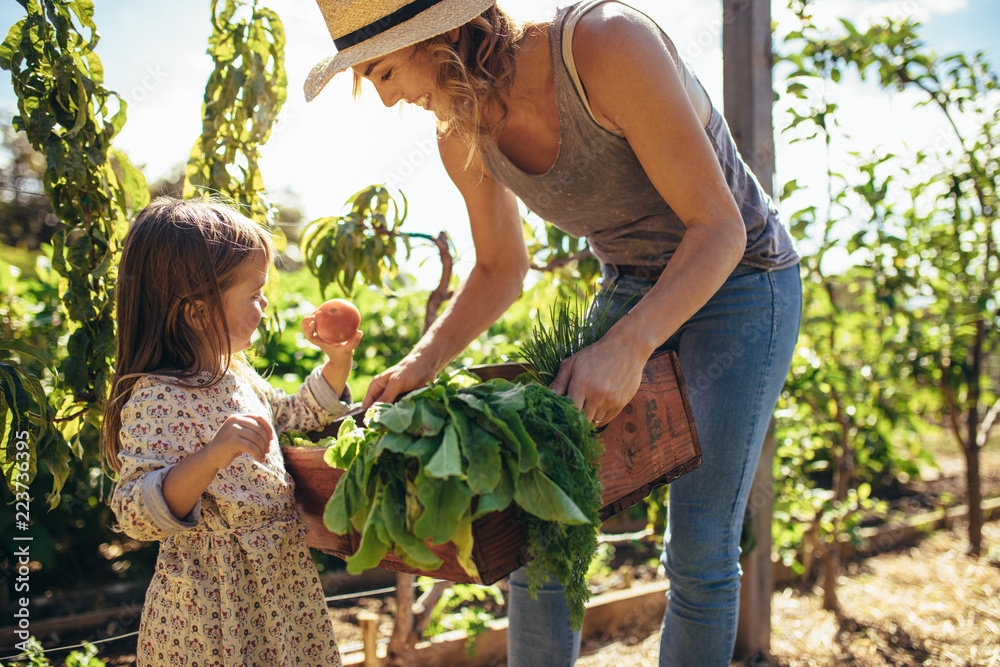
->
[780,0,999,557]
[0,0,149,504]
[417,578,504,656]
[312,375,602,629]
[7,638,106,667]
[184,0,286,231]
[0,119,58,249]
[523,213,601,288]
[301,185,412,296]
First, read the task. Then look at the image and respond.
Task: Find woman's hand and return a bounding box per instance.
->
[548,336,648,426]
[361,353,438,409]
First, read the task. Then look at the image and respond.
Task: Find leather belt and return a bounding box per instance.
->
[615,264,667,281]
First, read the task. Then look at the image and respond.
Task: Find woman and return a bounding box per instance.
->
[305,1,801,665]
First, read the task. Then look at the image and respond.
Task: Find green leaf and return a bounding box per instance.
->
[345,481,391,574]
[424,423,462,479]
[380,481,442,571]
[0,339,57,376]
[413,471,473,544]
[373,401,416,433]
[472,464,514,520]
[451,509,479,579]
[114,149,150,209]
[514,468,591,525]
[461,426,502,495]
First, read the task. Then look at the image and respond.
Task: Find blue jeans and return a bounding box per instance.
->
[506,263,802,667]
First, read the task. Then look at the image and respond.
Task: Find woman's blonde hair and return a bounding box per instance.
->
[101,197,274,472]
[354,5,525,158]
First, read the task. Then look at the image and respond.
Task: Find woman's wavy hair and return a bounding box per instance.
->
[100,197,274,472]
[354,5,525,158]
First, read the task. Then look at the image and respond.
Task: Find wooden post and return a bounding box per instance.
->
[723,0,775,198]
[357,611,381,667]
[722,0,776,661]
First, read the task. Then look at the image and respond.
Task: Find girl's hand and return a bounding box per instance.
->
[301,316,363,358]
[302,318,362,396]
[200,414,275,469]
[162,414,275,519]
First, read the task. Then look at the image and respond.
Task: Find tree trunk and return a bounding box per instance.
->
[963,438,984,556]
[964,317,985,556]
[821,407,852,612]
[385,573,417,666]
[423,231,453,334]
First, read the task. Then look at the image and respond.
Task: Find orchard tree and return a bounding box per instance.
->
[782,0,999,556]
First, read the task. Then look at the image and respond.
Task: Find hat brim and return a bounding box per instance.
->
[305,0,497,102]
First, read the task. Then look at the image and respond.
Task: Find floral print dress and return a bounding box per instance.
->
[112,365,349,666]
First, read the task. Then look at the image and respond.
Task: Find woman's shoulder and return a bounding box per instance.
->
[571,1,666,57]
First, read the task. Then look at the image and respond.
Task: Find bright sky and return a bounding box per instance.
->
[1,0,997,279]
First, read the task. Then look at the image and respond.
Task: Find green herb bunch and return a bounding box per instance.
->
[518,297,622,384]
[516,382,603,629]
[320,375,602,629]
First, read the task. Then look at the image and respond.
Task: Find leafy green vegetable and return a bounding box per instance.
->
[321,375,603,628]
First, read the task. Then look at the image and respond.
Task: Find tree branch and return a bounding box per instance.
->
[530,250,592,273]
[422,231,453,335]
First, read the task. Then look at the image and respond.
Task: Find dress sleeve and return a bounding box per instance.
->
[111,382,204,541]
[266,366,353,436]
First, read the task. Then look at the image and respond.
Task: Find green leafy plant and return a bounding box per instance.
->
[0,0,149,503]
[518,296,620,385]
[7,638,106,667]
[184,0,286,230]
[301,185,412,295]
[300,185,456,333]
[318,375,602,629]
[523,214,601,288]
[418,578,504,656]
[771,1,1000,613]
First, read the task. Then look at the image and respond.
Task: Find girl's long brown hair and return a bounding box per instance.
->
[101,198,274,472]
[353,6,524,158]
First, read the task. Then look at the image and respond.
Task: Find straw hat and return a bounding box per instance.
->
[305,0,498,101]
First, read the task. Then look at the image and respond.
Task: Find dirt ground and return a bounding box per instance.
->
[323,442,1000,667]
[571,520,1000,667]
[50,443,1000,666]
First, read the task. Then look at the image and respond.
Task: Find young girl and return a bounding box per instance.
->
[102,198,359,666]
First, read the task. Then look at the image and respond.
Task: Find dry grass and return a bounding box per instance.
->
[575,521,1000,667]
[769,520,1000,667]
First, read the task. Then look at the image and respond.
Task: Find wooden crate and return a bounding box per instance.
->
[282,350,700,584]
[282,445,526,584]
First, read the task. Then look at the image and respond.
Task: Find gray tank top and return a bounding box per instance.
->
[480,0,799,271]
